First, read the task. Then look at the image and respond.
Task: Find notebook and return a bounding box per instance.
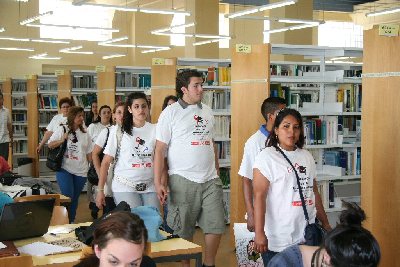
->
[0,198,55,241]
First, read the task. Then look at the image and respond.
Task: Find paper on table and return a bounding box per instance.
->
[18,242,74,256]
[0,242,6,249]
[48,226,76,235]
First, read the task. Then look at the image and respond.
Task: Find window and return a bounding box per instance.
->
[263,20,270,44]
[219,13,229,48]
[170,14,186,46]
[39,0,114,42]
[318,21,363,48]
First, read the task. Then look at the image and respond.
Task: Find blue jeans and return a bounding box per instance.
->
[56,168,87,223]
[113,192,160,212]
[261,250,278,266]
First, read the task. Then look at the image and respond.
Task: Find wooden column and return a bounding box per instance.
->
[362,26,400,266]
[2,79,12,167]
[27,76,39,177]
[230,44,270,240]
[150,58,177,123]
[57,70,72,106]
[97,66,116,109]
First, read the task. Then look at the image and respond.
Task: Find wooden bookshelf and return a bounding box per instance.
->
[27,76,39,177]
[57,70,72,101]
[230,44,271,240]
[150,58,177,123]
[97,66,116,109]
[362,26,400,266]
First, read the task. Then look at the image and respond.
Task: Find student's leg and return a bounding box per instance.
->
[141,192,161,212]
[56,169,75,222]
[69,174,87,223]
[0,142,9,161]
[198,178,226,266]
[113,192,142,208]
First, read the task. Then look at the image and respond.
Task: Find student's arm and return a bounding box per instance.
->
[96,154,113,209]
[161,158,169,188]
[48,133,67,149]
[154,140,168,204]
[253,168,269,253]
[37,130,53,153]
[243,177,255,231]
[213,140,220,176]
[313,179,332,231]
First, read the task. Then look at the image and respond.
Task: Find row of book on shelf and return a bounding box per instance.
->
[202,90,231,110]
[270,64,362,78]
[214,116,230,140]
[12,112,27,122]
[12,140,27,154]
[72,94,97,109]
[116,73,151,88]
[12,96,26,108]
[204,66,231,86]
[37,83,57,91]
[270,84,362,112]
[13,125,26,137]
[323,148,361,176]
[73,75,96,89]
[215,141,230,162]
[12,82,27,92]
[38,95,58,109]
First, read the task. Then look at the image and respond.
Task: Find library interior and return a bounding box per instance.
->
[0,0,399,266]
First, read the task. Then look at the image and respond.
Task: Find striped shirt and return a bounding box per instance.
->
[0,106,11,143]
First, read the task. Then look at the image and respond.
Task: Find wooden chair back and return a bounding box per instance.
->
[14,194,61,206]
[50,206,69,226]
[0,255,33,267]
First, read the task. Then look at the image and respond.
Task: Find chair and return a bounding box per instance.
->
[0,255,33,267]
[14,194,61,206]
[14,194,69,226]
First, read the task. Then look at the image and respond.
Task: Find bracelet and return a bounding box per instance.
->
[97,188,105,192]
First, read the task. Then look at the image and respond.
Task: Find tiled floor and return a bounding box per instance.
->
[75,194,238,267]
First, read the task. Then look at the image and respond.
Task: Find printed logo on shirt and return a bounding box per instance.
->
[289,162,314,206]
[191,114,212,144]
[135,137,149,152]
[131,136,152,168]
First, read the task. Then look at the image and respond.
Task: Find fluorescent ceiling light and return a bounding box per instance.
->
[196,34,231,39]
[141,47,171,54]
[151,23,195,34]
[278,18,320,25]
[81,3,138,12]
[60,46,93,54]
[0,36,30,42]
[20,11,53,26]
[366,7,400,17]
[289,24,316,30]
[98,36,135,47]
[151,31,231,40]
[226,0,297,19]
[0,47,34,51]
[101,43,136,48]
[266,28,290,34]
[264,21,321,34]
[102,54,126,59]
[139,8,190,16]
[0,28,4,33]
[29,53,61,60]
[330,56,356,61]
[152,31,194,37]
[16,0,29,2]
[31,38,70,44]
[193,39,221,46]
[26,23,119,33]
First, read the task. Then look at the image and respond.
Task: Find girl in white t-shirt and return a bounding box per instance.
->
[92,102,124,214]
[48,106,93,223]
[252,108,331,266]
[37,97,73,153]
[87,105,112,219]
[96,93,160,211]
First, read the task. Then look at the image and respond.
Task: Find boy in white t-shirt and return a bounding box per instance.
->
[154,69,225,267]
[238,97,286,232]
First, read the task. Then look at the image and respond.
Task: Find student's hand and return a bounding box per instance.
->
[254,232,268,253]
[156,184,168,205]
[322,222,332,232]
[36,143,42,153]
[95,191,105,209]
[247,213,255,232]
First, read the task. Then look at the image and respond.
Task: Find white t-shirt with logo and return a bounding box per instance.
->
[238,126,270,180]
[95,126,112,148]
[104,122,156,193]
[49,125,93,177]
[156,102,217,183]
[253,145,317,252]
[46,114,67,132]
[88,122,110,143]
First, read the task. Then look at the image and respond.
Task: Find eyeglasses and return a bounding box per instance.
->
[71,132,78,143]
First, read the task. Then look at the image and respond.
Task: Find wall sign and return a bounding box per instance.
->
[379,24,399,37]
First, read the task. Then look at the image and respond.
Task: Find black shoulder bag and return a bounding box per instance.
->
[46,125,67,171]
[274,145,326,246]
[87,127,110,185]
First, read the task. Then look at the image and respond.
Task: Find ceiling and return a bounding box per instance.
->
[220,0,378,12]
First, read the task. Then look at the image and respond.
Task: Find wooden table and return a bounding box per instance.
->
[14,223,202,267]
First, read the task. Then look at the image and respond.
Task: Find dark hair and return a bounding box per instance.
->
[93,105,112,125]
[113,101,124,113]
[0,92,3,99]
[162,95,178,110]
[67,106,86,133]
[176,69,203,99]
[267,108,304,149]
[59,97,73,109]
[122,92,148,135]
[74,211,148,267]
[261,97,286,121]
[323,202,381,267]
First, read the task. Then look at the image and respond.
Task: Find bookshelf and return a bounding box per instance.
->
[71,70,97,115]
[37,75,59,176]
[97,66,116,109]
[115,66,151,106]
[269,44,363,224]
[0,78,12,167]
